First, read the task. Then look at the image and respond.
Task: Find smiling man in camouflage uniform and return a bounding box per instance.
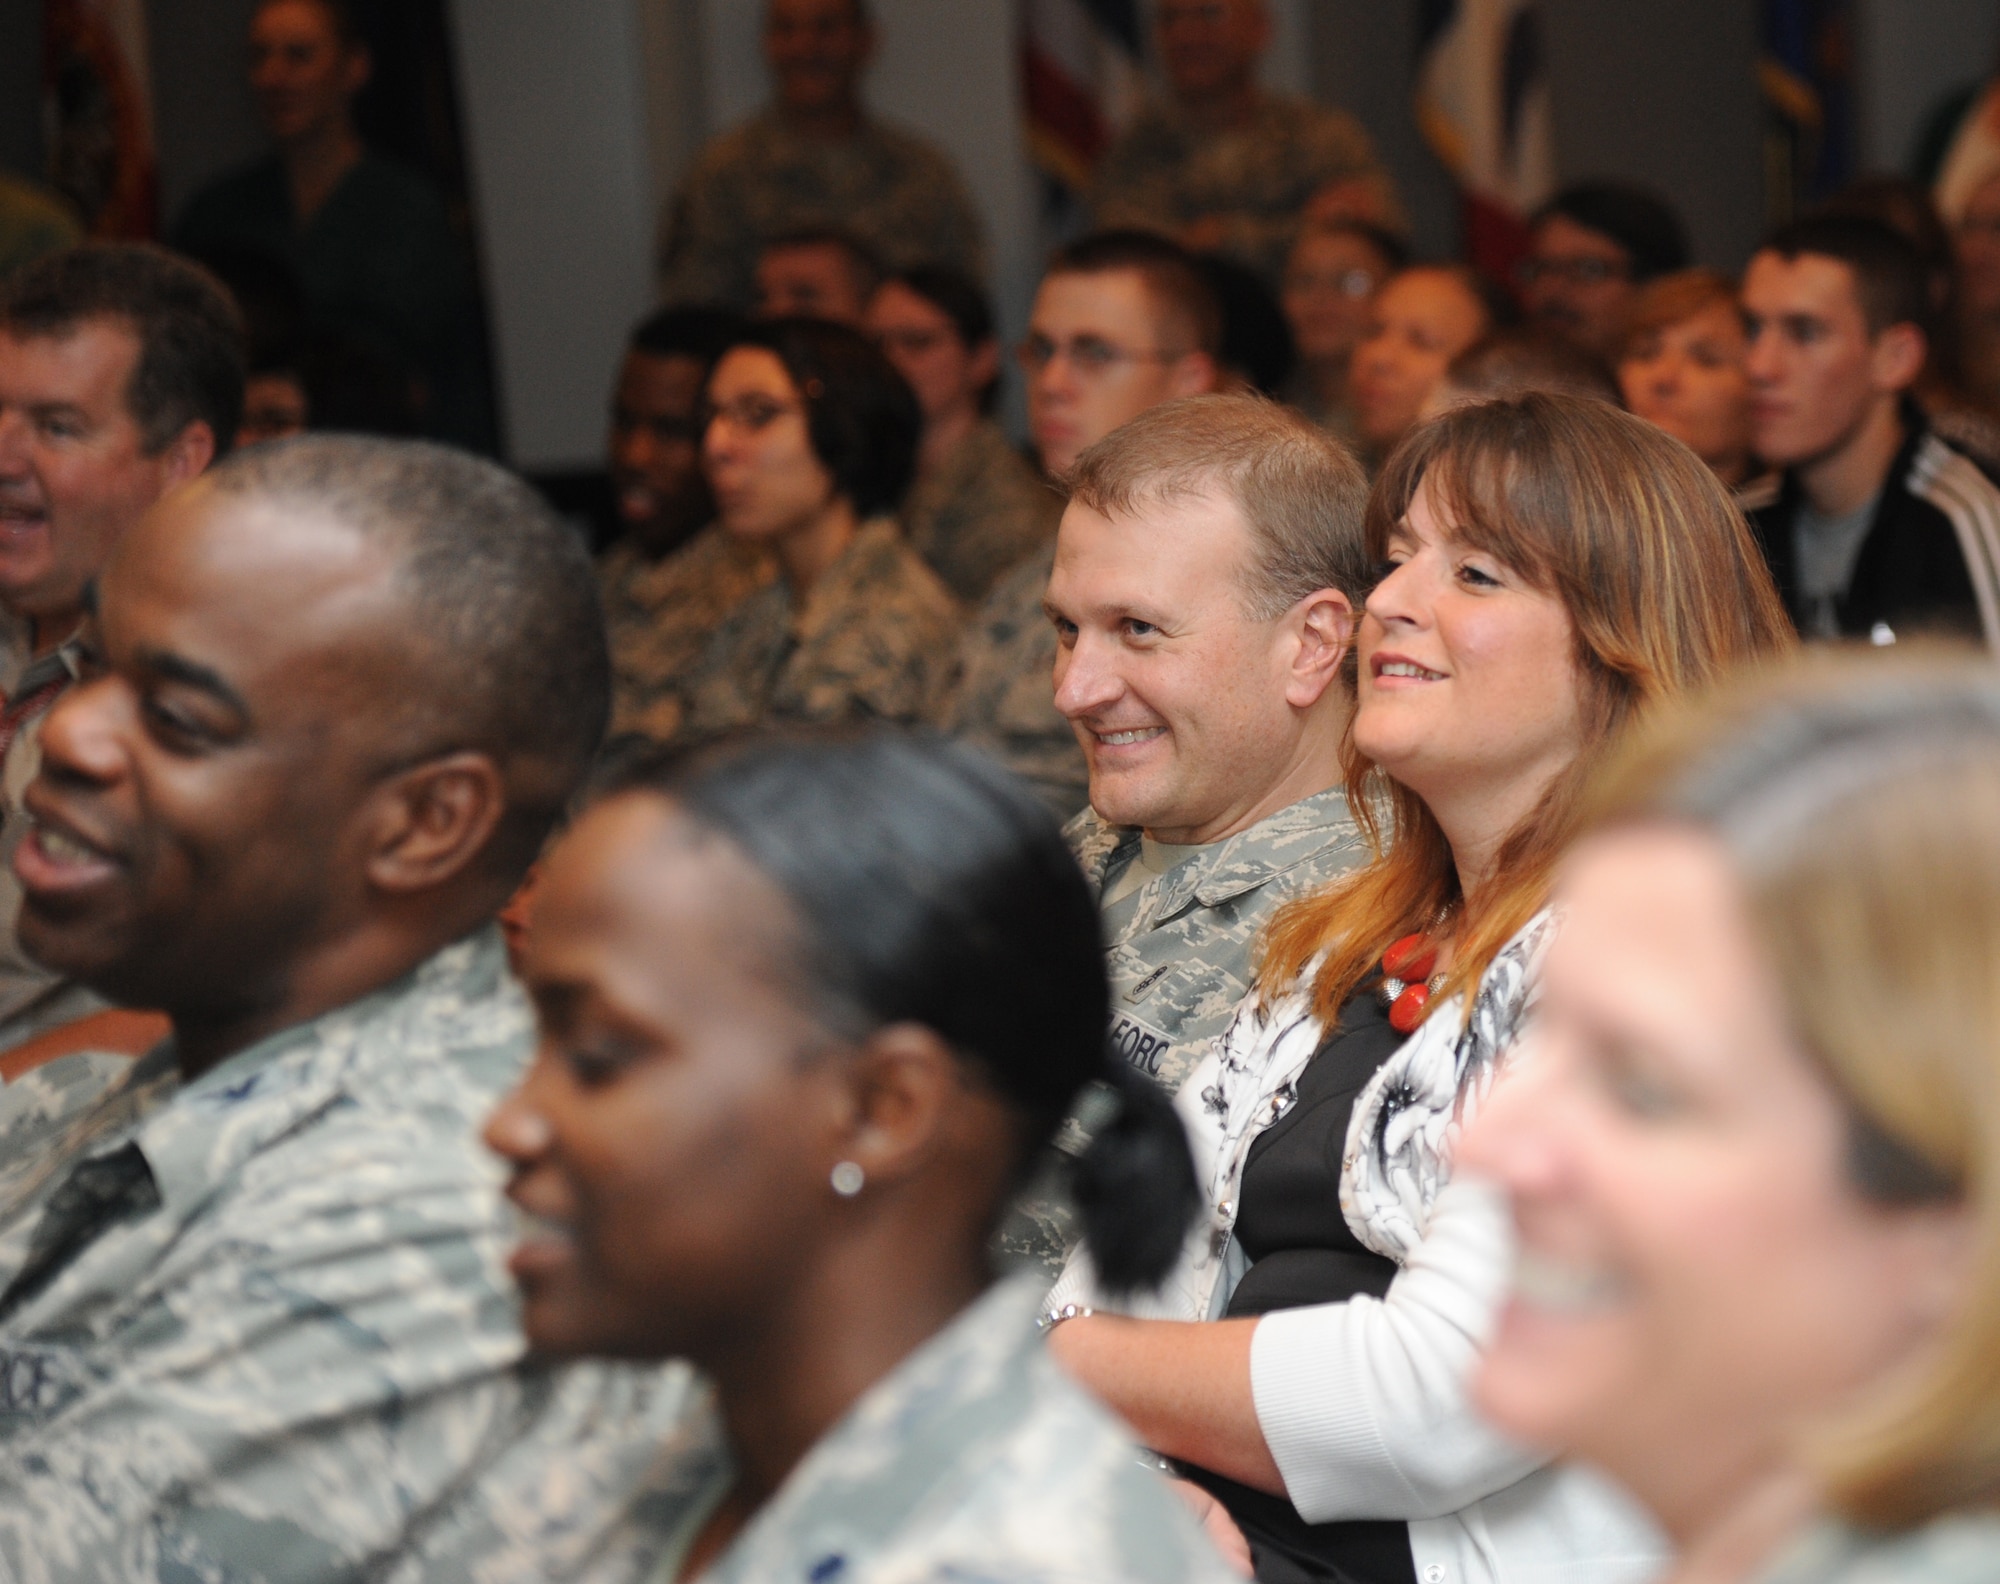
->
[998,394,1375,1281]
[0,437,685,1581]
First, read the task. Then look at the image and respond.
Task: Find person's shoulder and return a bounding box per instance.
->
[170,156,286,235]
[684,112,786,179]
[851,519,957,614]
[858,113,965,173]
[1223,784,1371,885]
[916,1351,1237,1583]
[1759,1514,2000,1584]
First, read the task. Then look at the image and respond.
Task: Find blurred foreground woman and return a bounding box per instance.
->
[484,730,1236,1584]
[1465,656,2000,1584]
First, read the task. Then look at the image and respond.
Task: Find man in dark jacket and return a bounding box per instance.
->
[1743,214,2000,647]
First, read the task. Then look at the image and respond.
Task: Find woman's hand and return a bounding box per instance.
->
[1168,1477,1255,1577]
[1045,1313,1287,1495]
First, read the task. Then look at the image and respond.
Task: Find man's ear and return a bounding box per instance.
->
[1171,350,1222,398]
[161,421,217,487]
[1284,587,1356,709]
[1871,321,1927,394]
[360,750,508,896]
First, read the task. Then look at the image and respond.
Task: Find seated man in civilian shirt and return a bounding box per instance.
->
[1743,213,2000,646]
[997,394,1373,1279]
[0,436,684,1581]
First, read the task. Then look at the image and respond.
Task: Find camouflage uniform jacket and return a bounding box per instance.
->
[601,524,777,741]
[422,1276,1236,1584]
[658,110,985,307]
[902,420,1061,605]
[994,786,1368,1283]
[679,517,959,737]
[1091,94,1386,282]
[934,540,1089,821]
[0,926,691,1583]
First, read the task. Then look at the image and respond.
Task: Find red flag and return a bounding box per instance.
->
[44,0,159,239]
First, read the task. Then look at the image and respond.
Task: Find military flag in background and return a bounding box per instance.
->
[1759,0,1855,223]
[1414,0,1555,283]
[43,0,158,238]
[1019,0,1147,233]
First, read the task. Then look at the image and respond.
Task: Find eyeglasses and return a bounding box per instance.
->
[1016,334,1182,378]
[701,395,805,433]
[1515,256,1632,287]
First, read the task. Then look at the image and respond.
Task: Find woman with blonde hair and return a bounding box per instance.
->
[1045,392,1794,1584]
[1464,654,2000,1584]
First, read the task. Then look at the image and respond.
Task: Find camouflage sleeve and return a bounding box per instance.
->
[1089,134,1182,236]
[657,152,753,307]
[0,1126,526,1583]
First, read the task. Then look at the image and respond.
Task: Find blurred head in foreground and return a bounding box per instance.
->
[1466,654,2000,1565]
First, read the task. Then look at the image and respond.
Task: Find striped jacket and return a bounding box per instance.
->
[1747,403,2000,649]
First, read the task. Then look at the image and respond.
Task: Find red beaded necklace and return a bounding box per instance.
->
[1378,930,1449,1035]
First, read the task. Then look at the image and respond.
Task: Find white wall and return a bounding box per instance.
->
[1856,0,1998,173]
[449,0,658,470]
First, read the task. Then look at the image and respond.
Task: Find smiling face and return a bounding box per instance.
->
[1047,489,1346,843]
[608,349,711,551]
[13,479,406,1019]
[1462,826,1969,1538]
[1741,250,1911,471]
[1155,0,1269,104]
[764,0,871,117]
[248,0,368,147]
[1618,299,1753,479]
[484,791,847,1360]
[1354,477,1584,825]
[1350,270,1489,453]
[702,346,839,543]
[0,321,195,630]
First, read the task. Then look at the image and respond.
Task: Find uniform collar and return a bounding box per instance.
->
[1068,784,1355,927]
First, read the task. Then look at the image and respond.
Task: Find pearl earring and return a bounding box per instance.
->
[830,1160,865,1197]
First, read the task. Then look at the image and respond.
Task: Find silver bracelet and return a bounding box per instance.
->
[1036,1302,1094,1334]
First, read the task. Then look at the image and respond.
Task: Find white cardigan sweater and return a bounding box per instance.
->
[1051,914,1667,1584]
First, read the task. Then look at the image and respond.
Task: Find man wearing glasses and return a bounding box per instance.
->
[1516,181,1691,359]
[938,231,1221,819]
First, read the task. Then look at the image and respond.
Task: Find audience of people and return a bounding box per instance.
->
[1466,655,2000,1584]
[15,7,2000,1582]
